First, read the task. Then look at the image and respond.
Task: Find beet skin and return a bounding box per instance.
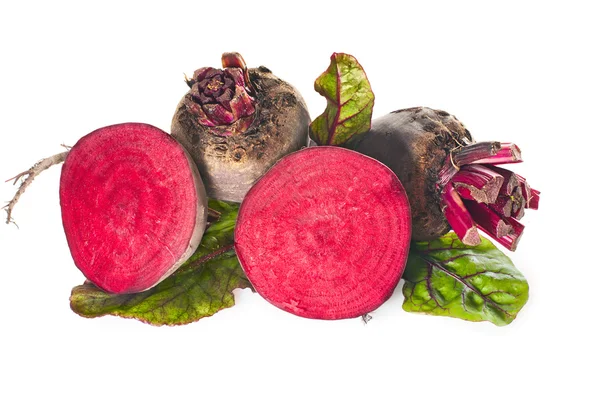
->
[234,146,412,320]
[60,123,208,294]
[347,107,472,240]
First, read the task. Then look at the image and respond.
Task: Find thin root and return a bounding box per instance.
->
[4,150,69,225]
[448,146,461,170]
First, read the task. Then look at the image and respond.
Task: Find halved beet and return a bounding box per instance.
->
[234,146,411,320]
[60,123,208,294]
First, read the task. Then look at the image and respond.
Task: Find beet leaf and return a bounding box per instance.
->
[309,53,374,146]
[70,200,252,326]
[402,232,528,326]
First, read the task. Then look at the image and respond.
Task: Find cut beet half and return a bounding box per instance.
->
[234,146,411,320]
[60,123,208,294]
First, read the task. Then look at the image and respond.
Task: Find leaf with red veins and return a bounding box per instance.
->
[309,53,375,146]
[402,232,529,326]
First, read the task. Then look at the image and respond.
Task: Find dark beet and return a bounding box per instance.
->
[347,107,539,251]
[234,146,411,320]
[347,107,470,240]
[60,123,208,294]
[171,53,310,203]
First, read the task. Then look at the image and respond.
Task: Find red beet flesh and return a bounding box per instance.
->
[60,123,208,294]
[234,147,412,320]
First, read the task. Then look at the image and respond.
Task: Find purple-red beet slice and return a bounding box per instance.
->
[60,123,208,294]
[234,146,411,320]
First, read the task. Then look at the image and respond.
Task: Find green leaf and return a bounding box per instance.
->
[309,53,375,146]
[70,200,252,326]
[402,232,529,326]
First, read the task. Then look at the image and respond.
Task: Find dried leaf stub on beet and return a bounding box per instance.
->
[402,232,529,326]
[70,200,252,326]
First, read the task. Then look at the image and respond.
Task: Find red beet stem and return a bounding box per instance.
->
[485,164,520,196]
[511,186,526,220]
[476,216,524,252]
[464,200,513,238]
[234,147,412,320]
[490,195,514,218]
[441,183,481,246]
[515,173,535,210]
[452,142,501,166]
[470,143,522,165]
[438,157,459,187]
[528,189,540,209]
[451,164,504,204]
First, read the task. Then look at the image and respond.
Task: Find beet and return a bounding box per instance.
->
[347,107,539,251]
[171,53,310,203]
[59,123,208,294]
[234,146,411,320]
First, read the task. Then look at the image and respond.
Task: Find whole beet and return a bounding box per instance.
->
[171,54,310,203]
[347,107,472,240]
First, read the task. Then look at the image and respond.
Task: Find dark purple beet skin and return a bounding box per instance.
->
[347,107,538,251]
[347,107,471,240]
[171,53,310,203]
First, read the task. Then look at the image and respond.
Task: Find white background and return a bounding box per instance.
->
[1,1,597,401]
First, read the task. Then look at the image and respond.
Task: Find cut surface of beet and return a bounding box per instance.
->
[60,123,207,294]
[234,146,411,320]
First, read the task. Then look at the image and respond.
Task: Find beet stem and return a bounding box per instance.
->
[489,195,514,218]
[470,143,522,165]
[484,164,520,196]
[451,164,504,204]
[441,183,481,246]
[510,186,526,220]
[4,150,69,225]
[464,200,513,238]
[438,157,459,187]
[475,217,524,252]
[452,141,501,166]
[528,189,540,210]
